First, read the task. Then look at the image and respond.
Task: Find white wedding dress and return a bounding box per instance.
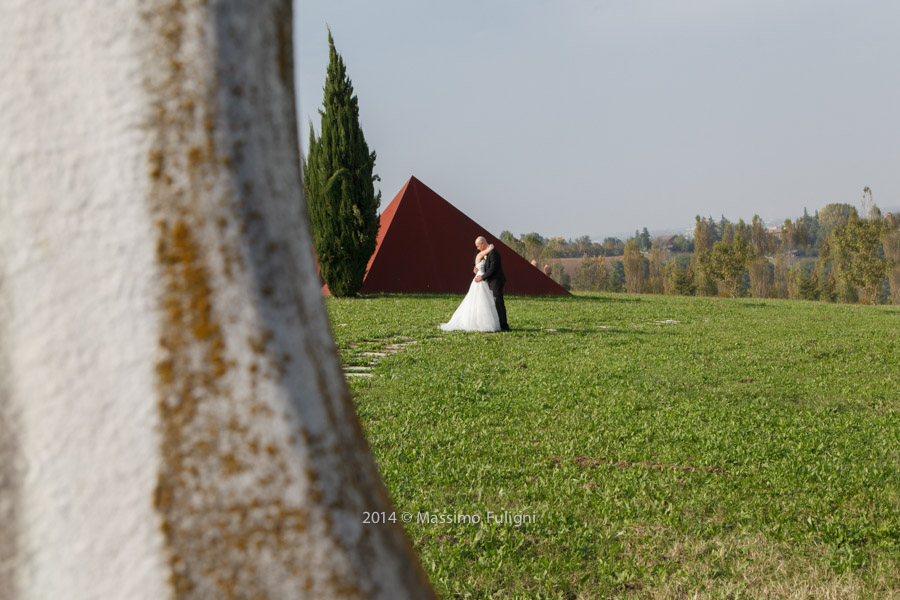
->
[440,259,501,332]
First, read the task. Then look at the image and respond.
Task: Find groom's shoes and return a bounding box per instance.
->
[500,326,510,332]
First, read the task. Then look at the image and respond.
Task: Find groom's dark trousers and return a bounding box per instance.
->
[476,249,509,331]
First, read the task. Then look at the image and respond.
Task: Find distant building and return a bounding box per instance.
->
[657,234,677,250]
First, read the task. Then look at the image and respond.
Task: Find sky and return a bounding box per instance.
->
[294,0,900,240]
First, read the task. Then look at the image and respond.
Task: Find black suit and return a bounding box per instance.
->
[476,248,509,331]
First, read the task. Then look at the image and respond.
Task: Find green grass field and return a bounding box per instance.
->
[326,293,900,599]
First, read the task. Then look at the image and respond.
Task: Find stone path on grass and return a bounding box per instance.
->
[343,337,417,379]
[342,322,679,378]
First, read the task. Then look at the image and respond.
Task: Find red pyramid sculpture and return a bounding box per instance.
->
[323,176,570,296]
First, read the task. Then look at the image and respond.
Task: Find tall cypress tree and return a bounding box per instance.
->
[305,29,380,297]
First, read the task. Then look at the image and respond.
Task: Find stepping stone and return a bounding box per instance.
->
[345,372,373,378]
[385,342,416,352]
[344,366,372,372]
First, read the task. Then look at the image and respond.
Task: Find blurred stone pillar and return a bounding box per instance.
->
[0,1,434,598]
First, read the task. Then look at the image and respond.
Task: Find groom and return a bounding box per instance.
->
[474,236,509,332]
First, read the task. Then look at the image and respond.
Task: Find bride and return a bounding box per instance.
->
[440,243,501,332]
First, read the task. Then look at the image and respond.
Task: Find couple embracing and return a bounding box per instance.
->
[440,236,510,333]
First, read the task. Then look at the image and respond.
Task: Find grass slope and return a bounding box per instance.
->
[326,293,900,599]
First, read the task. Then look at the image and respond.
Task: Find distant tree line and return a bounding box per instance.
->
[504,194,900,305]
[499,231,625,260]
